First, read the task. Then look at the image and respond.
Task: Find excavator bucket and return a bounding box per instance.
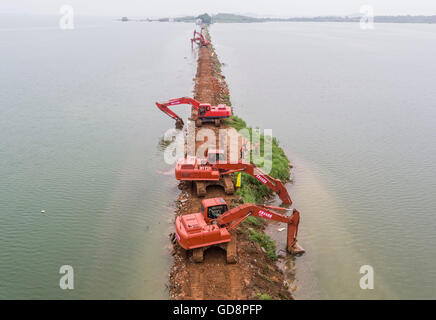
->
[286,209,305,254]
[175,118,184,129]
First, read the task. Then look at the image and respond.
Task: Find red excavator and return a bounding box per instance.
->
[191,30,210,47]
[174,197,304,263]
[155,97,232,128]
[175,149,292,205]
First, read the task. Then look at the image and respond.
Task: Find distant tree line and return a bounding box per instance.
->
[197,13,212,24]
[146,13,436,24]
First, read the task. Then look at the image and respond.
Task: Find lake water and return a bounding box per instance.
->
[0,16,196,299]
[212,22,436,299]
[1,16,435,300]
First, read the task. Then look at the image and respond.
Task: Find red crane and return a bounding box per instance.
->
[155,97,232,127]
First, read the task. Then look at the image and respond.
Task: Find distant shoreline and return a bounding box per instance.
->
[122,13,436,24]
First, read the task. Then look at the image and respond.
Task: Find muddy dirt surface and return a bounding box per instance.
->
[168,29,293,300]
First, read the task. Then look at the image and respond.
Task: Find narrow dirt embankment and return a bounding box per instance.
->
[168,27,294,300]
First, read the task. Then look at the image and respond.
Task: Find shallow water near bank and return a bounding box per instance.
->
[212,22,436,299]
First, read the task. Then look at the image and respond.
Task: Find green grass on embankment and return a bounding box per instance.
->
[224,115,291,204]
[241,217,277,260]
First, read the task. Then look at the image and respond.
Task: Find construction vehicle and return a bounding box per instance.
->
[191,30,210,47]
[175,149,292,205]
[155,97,231,128]
[174,197,303,263]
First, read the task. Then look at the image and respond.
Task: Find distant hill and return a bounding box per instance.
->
[155,13,436,24]
[212,13,264,23]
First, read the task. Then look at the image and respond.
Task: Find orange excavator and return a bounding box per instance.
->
[175,149,292,205]
[155,97,232,128]
[174,197,304,263]
[191,30,210,47]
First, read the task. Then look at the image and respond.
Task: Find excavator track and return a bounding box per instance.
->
[195,181,207,197]
[195,178,235,197]
[222,175,235,195]
[193,247,204,263]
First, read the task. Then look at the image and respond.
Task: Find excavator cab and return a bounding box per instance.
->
[199,104,210,117]
[201,198,228,222]
[207,148,226,164]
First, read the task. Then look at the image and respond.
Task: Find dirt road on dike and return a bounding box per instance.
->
[168,31,293,300]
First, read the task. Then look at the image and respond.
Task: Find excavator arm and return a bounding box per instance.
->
[250,166,292,205]
[191,30,210,46]
[155,97,201,127]
[214,162,293,205]
[216,203,300,252]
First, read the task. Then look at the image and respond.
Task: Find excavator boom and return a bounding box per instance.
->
[250,166,292,205]
[155,97,201,127]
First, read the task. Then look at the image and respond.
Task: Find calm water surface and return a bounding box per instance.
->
[1,17,435,300]
[0,16,195,299]
[212,22,436,299]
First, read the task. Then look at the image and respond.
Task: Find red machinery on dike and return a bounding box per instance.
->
[174,197,304,263]
[155,97,232,128]
[175,149,292,205]
[191,30,210,47]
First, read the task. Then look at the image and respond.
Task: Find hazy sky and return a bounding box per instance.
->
[1,0,436,17]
